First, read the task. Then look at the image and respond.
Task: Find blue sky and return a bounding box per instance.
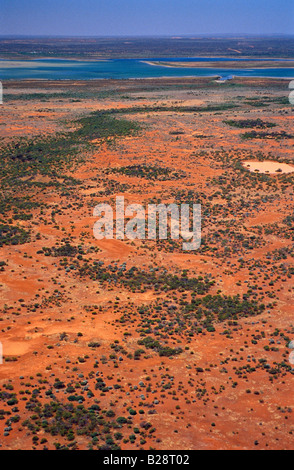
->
[1,0,293,36]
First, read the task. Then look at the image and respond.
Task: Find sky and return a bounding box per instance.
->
[1,0,293,36]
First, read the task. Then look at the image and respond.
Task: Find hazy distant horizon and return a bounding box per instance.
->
[1,34,294,39]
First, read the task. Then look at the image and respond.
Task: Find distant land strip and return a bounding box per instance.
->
[144,60,294,69]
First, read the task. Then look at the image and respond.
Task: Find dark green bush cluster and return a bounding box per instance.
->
[41,244,77,257]
[105,103,238,115]
[242,130,293,140]
[1,135,77,167]
[138,336,183,357]
[224,118,276,129]
[105,164,184,180]
[178,294,265,332]
[199,294,265,322]
[74,112,140,140]
[78,262,213,294]
[21,400,125,450]
[0,195,38,217]
[0,224,30,247]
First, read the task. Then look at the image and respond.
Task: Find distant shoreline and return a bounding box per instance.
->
[1,76,293,84]
[143,60,294,69]
[1,55,294,62]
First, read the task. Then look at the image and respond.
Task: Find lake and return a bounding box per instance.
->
[0,57,294,80]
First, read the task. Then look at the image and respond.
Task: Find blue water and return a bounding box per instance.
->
[0,57,293,80]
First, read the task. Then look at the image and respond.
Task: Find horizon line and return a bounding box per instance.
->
[0,33,294,39]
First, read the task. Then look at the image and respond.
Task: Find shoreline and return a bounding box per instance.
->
[1,75,293,82]
[142,59,294,69]
[1,54,294,61]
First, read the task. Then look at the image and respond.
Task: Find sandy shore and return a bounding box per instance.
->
[144,60,294,69]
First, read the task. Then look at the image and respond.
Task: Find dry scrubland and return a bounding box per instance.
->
[0,77,293,450]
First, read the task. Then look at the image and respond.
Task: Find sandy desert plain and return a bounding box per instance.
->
[0,76,293,450]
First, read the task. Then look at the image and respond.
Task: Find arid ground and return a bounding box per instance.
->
[0,77,293,450]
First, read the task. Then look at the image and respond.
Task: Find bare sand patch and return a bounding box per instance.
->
[242,160,294,174]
